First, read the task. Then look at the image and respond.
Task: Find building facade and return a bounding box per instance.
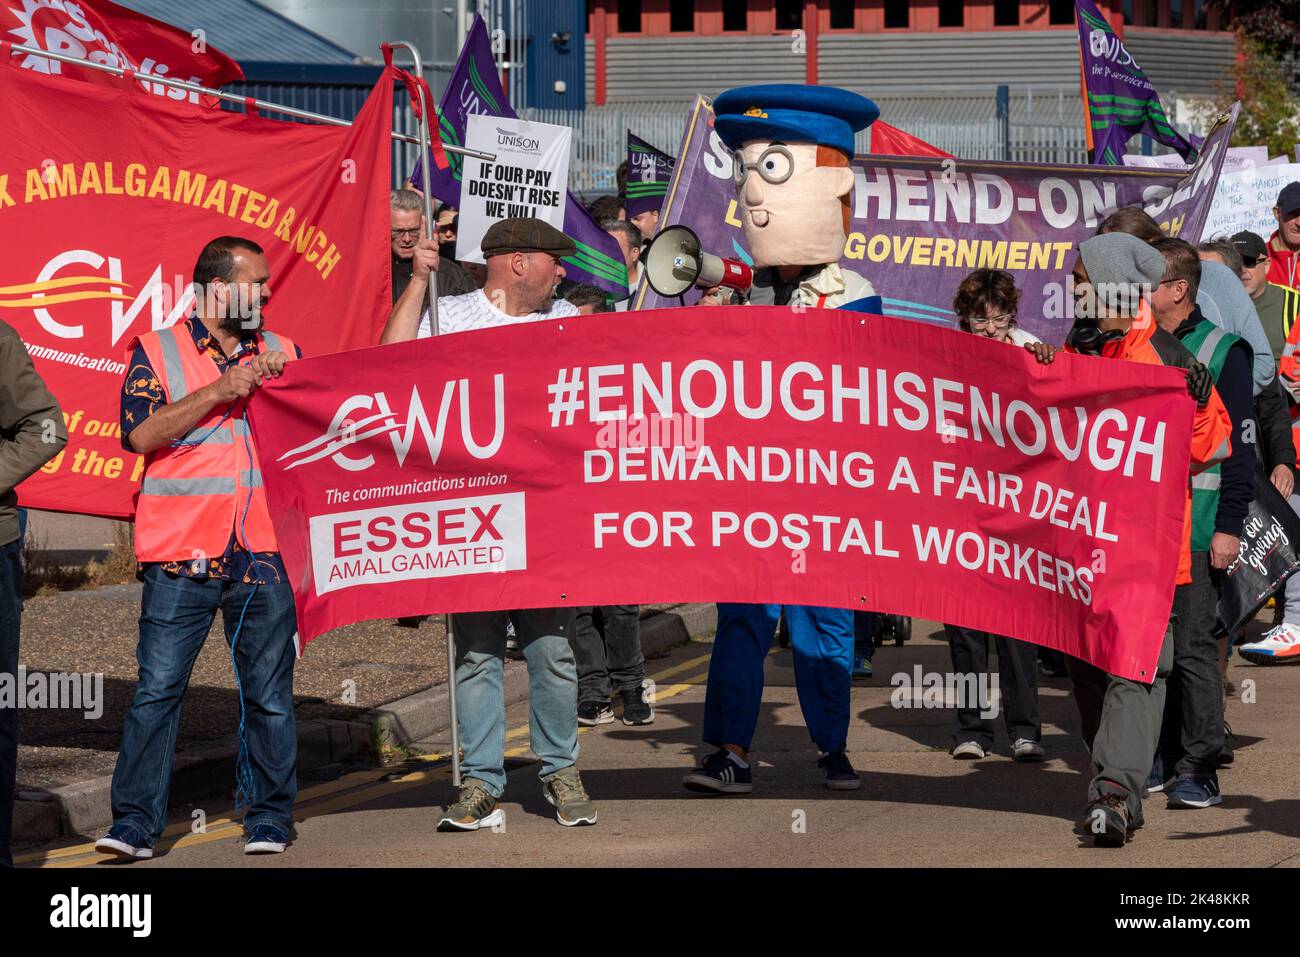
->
[585,0,1236,104]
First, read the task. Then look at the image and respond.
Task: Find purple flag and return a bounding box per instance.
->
[634,95,1237,346]
[1075,0,1196,165]
[625,131,675,220]
[410,16,628,296]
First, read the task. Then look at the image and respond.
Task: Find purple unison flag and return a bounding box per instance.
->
[1076,0,1196,165]
[625,131,675,220]
[410,16,628,296]
[634,95,1238,346]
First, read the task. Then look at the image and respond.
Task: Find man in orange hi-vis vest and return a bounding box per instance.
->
[96,237,301,862]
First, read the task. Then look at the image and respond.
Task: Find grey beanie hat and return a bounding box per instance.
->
[1078,232,1166,289]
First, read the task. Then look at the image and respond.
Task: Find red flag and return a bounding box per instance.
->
[0,57,395,519]
[2,0,243,99]
[870,120,953,158]
[381,42,449,171]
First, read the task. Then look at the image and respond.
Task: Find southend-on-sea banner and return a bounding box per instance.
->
[251,306,1194,683]
[0,58,395,519]
[633,98,1238,345]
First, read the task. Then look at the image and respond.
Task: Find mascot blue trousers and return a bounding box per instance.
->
[703,603,854,753]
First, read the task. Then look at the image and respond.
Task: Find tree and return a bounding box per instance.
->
[1207,1,1300,77]
[1203,36,1299,158]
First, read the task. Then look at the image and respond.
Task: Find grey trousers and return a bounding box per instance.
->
[1067,619,1175,825]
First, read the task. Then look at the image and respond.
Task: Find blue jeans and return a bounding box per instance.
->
[110,567,298,844]
[705,604,854,753]
[0,538,21,867]
[449,608,578,797]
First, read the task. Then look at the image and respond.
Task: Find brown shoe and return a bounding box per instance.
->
[1081,793,1131,847]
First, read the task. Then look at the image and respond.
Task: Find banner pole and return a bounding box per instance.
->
[2,43,495,161]
[385,38,459,790]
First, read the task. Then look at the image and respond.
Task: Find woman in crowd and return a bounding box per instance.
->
[944,269,1045,761]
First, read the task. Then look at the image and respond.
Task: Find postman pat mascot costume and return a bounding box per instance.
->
[683,84,879,796]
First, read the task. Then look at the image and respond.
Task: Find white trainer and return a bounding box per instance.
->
[1012,738,1045,762]
[1239,623,1300,665]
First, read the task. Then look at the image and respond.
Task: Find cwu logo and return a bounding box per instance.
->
[278,379,506,473]
[0,248,194,345]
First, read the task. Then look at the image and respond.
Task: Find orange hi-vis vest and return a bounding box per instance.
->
[130,324,297,563]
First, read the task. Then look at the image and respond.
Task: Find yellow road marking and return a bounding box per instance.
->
[17,764,401,866]
[28,649,716,868]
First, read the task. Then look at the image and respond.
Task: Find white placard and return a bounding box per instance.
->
[1201,162,1300,242]
[1123,146,1269,174]
[457,114,571,264]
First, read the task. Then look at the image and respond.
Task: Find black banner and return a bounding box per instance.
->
[1217,471,1300,635]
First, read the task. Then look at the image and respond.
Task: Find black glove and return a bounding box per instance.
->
[1186,360,1212,409]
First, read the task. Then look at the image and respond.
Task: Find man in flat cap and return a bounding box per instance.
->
[682,85,881,799]
[1025,231,1232,846]
[381,218,597,833]
[383,216,580,341]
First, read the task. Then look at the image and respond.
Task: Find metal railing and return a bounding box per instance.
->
[521,105,689,194]
[522,85,1207,192]
[524,104,1091,193]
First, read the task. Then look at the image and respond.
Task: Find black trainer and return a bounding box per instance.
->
[620,685,654,726]
[818,749,861,790]
[682,748,753,794]
[577,700,614,726]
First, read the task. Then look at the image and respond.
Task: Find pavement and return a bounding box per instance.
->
[12,570,705,844]
[16,613,1300,869]
[22,509,125,566]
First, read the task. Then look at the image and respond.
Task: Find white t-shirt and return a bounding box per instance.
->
[615,262,643,313]
[417,289,580,338]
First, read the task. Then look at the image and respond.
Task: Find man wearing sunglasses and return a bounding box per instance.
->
[1232,230,1300,362]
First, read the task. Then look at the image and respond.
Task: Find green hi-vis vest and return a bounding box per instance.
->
[1182,320,1243,553]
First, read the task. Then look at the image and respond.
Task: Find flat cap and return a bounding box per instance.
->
[481,217,576,258]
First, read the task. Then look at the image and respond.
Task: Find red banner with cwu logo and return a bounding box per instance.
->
[0,56,394,519]
[250,306,1194,682]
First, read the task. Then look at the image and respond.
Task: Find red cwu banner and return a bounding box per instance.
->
[250,307,1194,683]
[0,56,396,518]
